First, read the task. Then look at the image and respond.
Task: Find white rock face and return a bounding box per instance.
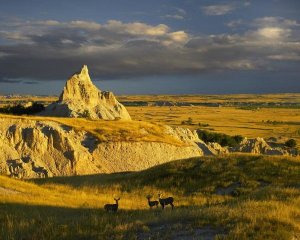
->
[207,142,229,155]
[0,118,203,178]
[39,65,131,120]
[233,137,289,155]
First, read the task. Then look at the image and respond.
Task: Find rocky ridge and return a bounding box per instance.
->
[231,137,297,156]
[0,118,203,178]
[39,65,131,120]
[0,117,297,178]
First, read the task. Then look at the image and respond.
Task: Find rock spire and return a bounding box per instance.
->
[39,65,131,120]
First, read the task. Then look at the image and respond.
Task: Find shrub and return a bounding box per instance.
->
[285,139,297,148]
[181,117,193,125]
[198,122,210,127]
[196,129,243,147]
[0,102,45,115]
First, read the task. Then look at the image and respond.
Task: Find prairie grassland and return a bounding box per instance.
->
[1,93,299,144]
[1,155,299,239]
[1,93,300,104]
[0,114,185,146]
[127,106,300,145]
[119,93,300,103]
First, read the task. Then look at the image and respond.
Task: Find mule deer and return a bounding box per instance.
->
[146,195,159,208]
[158,193,174,210]
[104,198,120,212]
[7,159,24,179]
[31,162,48,178]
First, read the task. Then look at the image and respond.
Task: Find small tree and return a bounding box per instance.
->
[186,117,193,125]
[285,139,297,148]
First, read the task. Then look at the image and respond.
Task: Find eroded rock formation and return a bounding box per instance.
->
[0,118,202,178]
[39,65,131,120]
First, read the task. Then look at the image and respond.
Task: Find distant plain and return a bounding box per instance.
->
[1,93,299,144]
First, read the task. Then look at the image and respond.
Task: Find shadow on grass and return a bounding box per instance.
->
[0,202,222,240]
[32,155,300,196]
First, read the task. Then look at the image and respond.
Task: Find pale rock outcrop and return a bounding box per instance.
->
[39,65,131,120]
[164,126,201,143]
[233,137,289,155]
[0,118,202,178]
[164,126,227,155]
[207,142,229,155]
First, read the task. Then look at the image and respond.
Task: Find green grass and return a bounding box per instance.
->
[1,155,300,239]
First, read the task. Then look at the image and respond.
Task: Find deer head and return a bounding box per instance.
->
[146,195,153,199]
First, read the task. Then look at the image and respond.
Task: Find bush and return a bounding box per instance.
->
[181,117,193,125]
[198,122,210,127]
[285,139,297,148]
[196,129,243,147]
[0,102,45,115]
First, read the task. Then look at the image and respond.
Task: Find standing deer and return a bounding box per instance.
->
[104,198,120,212]
[158,193,174,210]
[146,195,159,208]
[31,162,48,178]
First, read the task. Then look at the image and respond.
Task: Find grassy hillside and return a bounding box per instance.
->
[1,155,299,239]
[0,114,185,146]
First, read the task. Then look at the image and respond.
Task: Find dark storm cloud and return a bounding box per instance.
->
[0,77,37,84]
[0,18,300,82]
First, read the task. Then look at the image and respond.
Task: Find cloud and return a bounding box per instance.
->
[168,31,188,43]
[226,19,244,28]
[104,20,169,36]
[203,2,251,17]
[268,54,300,61]
[253,17,300,28]
[256,27,290,39]
[227,17,299,42]
[0,17,300,82]
[0,77,38,84]
[202,4,235,16]
[164,14,185,20]
[163,7,186,20]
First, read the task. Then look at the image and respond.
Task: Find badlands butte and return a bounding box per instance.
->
[0,65,298,178]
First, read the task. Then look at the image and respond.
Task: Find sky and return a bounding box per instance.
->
[0,0,300,95]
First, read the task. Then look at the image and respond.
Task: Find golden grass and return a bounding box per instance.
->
[0,113,186,146]
[1,93,299,145]
[119,93,300,103]
[0,155,299,239]
[127,106,300,145]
